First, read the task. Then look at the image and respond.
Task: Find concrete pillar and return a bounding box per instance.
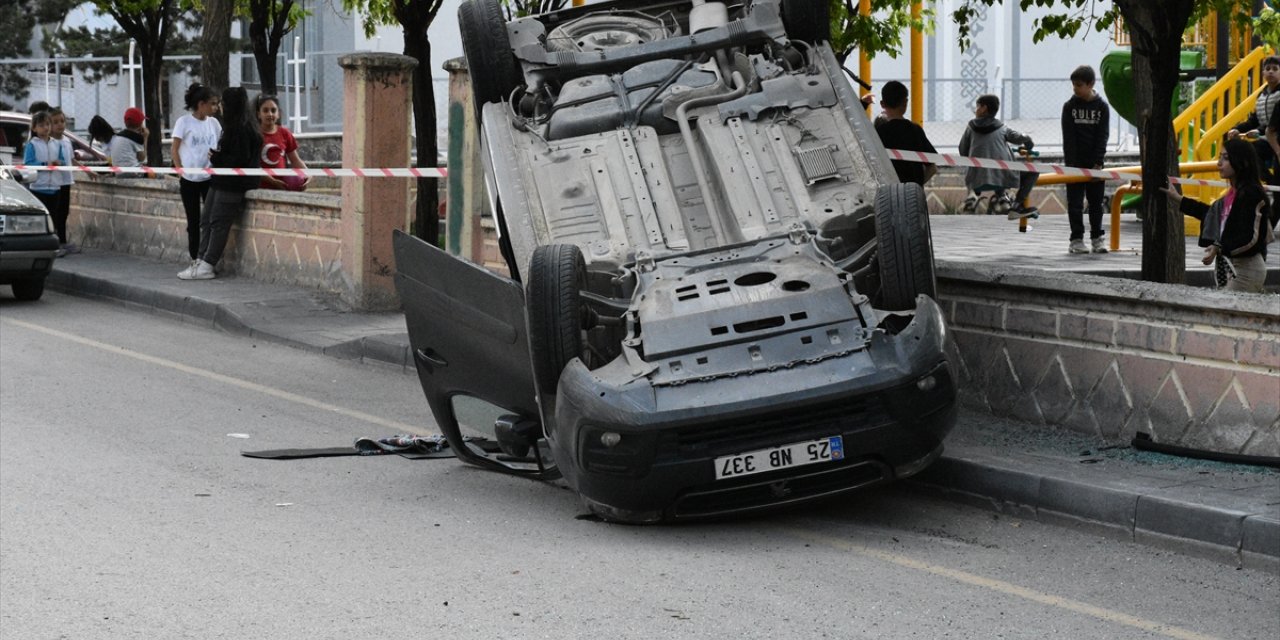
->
[339,52,417,310]
[443,56,485,264]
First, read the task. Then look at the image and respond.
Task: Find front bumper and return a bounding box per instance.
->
[551,296,957,523]
[0,233,58,283]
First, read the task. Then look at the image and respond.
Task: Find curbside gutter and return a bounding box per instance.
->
[909,454,1280,572]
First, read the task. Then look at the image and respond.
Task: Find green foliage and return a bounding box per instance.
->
[235,0,308,26]
[42,3,201,79]
[831,0,933,64]
[43,25,131,83]
[338,0,446,48]
[1254,7,1280,49]
[950,0,1117,52]
[33,0,85,24]
[340,0,397,37]
[0,0,35,109]
[949,0,1256,53]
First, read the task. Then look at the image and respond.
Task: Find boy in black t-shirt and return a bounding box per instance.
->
[1061,65,1111,254]
[875,81,937,186]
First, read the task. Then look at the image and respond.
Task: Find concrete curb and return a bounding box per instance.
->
[45,268,410,371]
[910,456,1280,572]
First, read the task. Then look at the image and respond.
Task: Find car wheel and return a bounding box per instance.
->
[10,278,45,301]
[527,244,587,395]
[779,0,831,44]
[458,0,522,116]
[874,183,936,311]
[545,14,673,52]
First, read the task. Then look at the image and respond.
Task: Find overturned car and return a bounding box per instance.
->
[393,0,957,523]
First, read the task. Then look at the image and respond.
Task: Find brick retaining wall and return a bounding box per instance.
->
[938,264,1279,456]
[69,179,346,293]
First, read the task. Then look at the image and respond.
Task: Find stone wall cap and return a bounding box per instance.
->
[85,176,178,192]
[442,56,468,72]
[938,260,1280,317]
[339,52,419,71]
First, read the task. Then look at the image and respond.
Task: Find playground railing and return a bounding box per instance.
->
[1174,46,1269,162]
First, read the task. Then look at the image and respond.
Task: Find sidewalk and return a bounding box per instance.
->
[36,223,1279,572]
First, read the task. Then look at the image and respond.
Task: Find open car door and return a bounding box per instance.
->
[392,230,557,479]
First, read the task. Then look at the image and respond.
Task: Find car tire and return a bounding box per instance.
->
[10,278,45,301]
[874,183,936,311]
[527,244,587,394]
[780,0,831,44]
[458,0,521,116]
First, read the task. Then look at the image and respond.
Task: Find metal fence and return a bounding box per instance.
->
[868,77,1139,153]
[1,51,453,155]
[2,55,1137,159]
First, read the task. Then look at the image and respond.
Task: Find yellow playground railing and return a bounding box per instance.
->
[1174,46,1270,163]
[1036,161,1217,252]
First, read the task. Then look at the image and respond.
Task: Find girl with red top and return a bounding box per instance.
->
[254,94,309,191]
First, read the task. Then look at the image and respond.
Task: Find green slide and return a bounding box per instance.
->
[1100,48,1206,128]
[1100,49,1206,210]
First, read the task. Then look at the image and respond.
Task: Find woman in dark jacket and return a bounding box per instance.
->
[1162,138,1273,293]
[178,87,263,280]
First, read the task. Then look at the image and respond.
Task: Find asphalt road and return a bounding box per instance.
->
[2,292,1277,639]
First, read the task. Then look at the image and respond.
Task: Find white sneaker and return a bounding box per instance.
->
[177,260,198,279]
[178,259,216,280]
[1091,237,1109,254]
[1069,239,1089,254]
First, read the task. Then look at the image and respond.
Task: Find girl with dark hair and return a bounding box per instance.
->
[1162,138,1274,293]
[87,115,115,152]
[254,94,308,191]
[22,111,62,215]
[178,87,262,281]
[172,83,223,261]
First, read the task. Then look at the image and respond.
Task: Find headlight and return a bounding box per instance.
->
[0,214,52,235]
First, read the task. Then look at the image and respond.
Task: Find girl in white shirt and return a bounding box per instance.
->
[171,83,223,261]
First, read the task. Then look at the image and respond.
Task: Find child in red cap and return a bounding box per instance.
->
[108,107,148,168]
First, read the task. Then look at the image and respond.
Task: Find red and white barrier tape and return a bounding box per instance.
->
[0,164,447,178]
[883,149,1260,190]
[0,151,1254,191]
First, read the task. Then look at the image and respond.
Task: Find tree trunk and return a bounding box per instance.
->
[250,19,279,96]
[1116,0,1195,284]
[141,45,166,166]
[199,0,233,91]
[405,26,440,245]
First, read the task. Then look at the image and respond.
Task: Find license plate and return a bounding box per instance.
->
[714,436,844,480]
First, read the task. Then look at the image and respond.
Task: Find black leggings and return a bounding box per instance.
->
[33,190,60,236]
[197,187,247,266]
[179,179,211,260]
[50,185,71,244]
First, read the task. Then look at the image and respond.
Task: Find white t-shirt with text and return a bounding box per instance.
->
[171,114,222,182]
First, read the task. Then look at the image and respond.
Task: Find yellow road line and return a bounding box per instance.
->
[2,317,426,434]
[782,526,1222,640]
